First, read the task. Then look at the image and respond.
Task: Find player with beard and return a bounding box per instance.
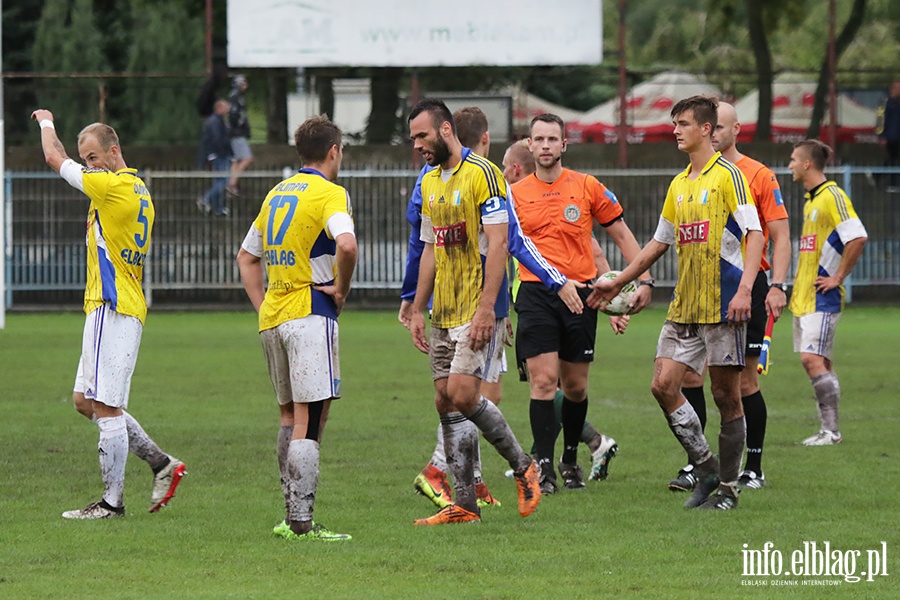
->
[401,108,581,510]
[407,99,541,525]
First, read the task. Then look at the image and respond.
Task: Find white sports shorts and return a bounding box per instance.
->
[430,317,507,382]
[260,315,341,405]
[793,312,841,360]
[656,320,747,373]
[73,304,143,409]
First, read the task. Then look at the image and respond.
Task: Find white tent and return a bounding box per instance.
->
[573,71,722,143]
[734,73,878,143]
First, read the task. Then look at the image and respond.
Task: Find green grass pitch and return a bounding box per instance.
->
[0,307,897,598]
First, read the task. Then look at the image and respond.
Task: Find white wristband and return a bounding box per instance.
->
[39,120,55,130]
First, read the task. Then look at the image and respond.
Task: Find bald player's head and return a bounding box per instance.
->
[712,101,740,154]
[502,139,535,184]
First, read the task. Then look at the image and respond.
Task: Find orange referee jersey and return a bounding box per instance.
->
[734,155,788,272]
[511,168,623,282]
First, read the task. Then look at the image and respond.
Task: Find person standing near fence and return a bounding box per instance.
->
[31,109,186,519]
[237,115,358,541]
[198,99,233,216]
[787,139,867,446]
[877,80,900,191]
[227,74,253,197]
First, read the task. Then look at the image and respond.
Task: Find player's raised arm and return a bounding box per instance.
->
[31,109,70,173]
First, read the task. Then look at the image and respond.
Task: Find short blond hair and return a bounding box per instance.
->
[78,123,120,151]
[505,139,534,176]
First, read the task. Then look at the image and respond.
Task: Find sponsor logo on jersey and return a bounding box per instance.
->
[677,220,710,245]
[564,204,581,223]
[434,222,467,247]
[800,234,817,252]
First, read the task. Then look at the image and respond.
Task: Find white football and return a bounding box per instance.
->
[598,270,637,316]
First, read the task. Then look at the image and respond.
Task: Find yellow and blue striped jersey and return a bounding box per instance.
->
[82,167,153,323]
[253,169,353,332]
[789,181,867,316]
[420,152,509,329]
[655,153,761,324]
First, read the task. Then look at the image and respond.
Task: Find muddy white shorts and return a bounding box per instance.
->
[260,315,341,405]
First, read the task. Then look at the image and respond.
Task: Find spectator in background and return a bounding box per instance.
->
[196,65,228,120]
[877,80,900,191]
[198,99,233,216]
[227,74,253,196]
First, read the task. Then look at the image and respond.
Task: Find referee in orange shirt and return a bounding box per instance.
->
[512,114,652,494]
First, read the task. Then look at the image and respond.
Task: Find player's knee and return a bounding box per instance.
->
[560,381,587,402]
[800,353,826,376]
[528,372,557,399]
[72,392,93,419]
[650,378,674,406]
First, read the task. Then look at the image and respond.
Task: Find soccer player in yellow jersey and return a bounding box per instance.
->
[592,96,765,510]
[31,109,185,520]
[238,115,357,542]
[407,99,541,525]
[671,102,791,493]
[788,140,867,446]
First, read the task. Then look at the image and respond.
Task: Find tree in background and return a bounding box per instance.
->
[124,0,204,144]
[806,0,867,139]
[32,0,110,142]
[2,0,40,145]
[707,0,809,141]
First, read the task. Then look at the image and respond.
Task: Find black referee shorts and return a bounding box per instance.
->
[514,281,598,371]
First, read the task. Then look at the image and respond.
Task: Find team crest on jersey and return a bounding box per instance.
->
[800,234,816,252]
[678,220,710,245]
[774,189,784,206]
[810,209,818,222]
[564,204,581,222]
[699,190,709,205]
[676,194,684,207]
[434,221,467,247]
[452,190,461,205]
[428,194,435,209]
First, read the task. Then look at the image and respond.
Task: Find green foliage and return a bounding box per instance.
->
[32,0,111,141]
[124,0,204,144]
[0,308,898,598]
